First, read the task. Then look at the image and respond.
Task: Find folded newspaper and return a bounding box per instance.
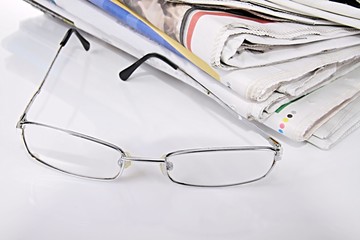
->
[22,0,360,149]
[168,0,360,29]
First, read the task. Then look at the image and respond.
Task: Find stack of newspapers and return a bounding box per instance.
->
[24,0,360,149]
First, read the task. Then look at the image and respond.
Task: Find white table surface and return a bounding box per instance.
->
[1,2,360,240]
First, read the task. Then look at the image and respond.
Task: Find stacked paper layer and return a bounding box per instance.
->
[24,0,360,149]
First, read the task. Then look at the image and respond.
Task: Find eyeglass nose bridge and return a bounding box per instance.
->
[121,156,165,163]
[120,155,173,176]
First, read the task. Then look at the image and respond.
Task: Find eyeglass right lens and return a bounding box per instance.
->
[166,149,275,187]
[22,123,123,180]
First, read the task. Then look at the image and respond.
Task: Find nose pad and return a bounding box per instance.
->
[160,161,173,176]
[118,154,132,169]
[124,160,132,169]
[118,159,132,169]
[160,163,167,176]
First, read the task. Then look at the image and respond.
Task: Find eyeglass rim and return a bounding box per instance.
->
[20,121,126,181]
[19,120,278,186]
[164,147,278,187]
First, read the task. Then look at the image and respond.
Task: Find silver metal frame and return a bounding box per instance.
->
[16,28,283,187]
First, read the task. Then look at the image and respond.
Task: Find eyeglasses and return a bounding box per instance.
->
[16,28,282,187]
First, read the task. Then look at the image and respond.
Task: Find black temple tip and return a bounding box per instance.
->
[119,53,178,81]
[119,67,133,81]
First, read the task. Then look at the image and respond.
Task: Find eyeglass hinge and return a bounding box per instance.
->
[16,113,26,129]
[268,137,283,161]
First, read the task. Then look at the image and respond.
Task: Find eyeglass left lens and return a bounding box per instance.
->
[22,123,123,180]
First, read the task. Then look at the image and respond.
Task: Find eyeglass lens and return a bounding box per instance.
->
[22,123,123,179]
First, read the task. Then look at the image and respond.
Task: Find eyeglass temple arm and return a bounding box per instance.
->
[119,53,282,157]
[16,28,90,128]
[119,53,228,106]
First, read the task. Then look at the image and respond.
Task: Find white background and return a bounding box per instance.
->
[1,2,360,240]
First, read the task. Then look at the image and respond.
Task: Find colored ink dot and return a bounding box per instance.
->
[291,111,297,114]
[280,123,285,129]
[283,118,289,122]
[278,129,284,134]
[287,114,293,118]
